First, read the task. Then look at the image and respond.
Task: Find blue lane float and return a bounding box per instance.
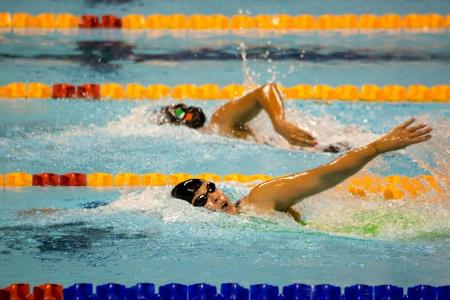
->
[62,284,450,300]
[344,285,373,300]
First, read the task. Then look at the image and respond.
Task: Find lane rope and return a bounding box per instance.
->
[1,83,449,102]
[0,12,449,30]
[2,282,449,300]
[0,172,442,200]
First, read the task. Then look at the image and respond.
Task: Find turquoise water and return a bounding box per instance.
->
[0,32,449,86]
[1,0,450,289]
[0,187,449,287]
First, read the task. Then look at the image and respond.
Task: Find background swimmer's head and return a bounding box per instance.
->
[171,179,237,214]
[157,104,206,129]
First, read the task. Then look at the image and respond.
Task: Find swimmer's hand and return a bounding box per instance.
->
[374,118,432,154]
[275,120,317,147]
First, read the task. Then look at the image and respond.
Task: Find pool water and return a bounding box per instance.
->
[1,0,450,289]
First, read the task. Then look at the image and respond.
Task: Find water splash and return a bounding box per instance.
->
[298,184,449,240]
[248,107,378,151]
[405,115,450,196]
[238,42,258,89]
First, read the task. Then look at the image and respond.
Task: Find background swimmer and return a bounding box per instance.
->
[171,118,433,222]
[158,83,329,149]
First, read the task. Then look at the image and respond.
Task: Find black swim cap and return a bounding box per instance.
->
[158,104,206,129]
[171,179,204,204]
[184,106,206,129]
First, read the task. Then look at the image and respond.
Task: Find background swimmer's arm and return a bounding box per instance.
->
[286,207,301,222]
[245,118,432,211]
[210,83,316,146]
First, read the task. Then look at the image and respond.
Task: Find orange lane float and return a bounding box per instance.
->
[35,13,56,28]
[171,84,198,100]
[100,83,125,99]
[169,173,194,185]
[27,83,52,98]
[0,284,63,300]
[346,175,442,199]
[82,14,118,28]
[121,14,145,29]
[32,173,60,186]
[114,173,142,186]
[79,15,100,28]
[76,84,101,100]
[1,283,31,300]
[0,82,27,98]
[382,85,407,102]
[1,13,449,30]
[145,84,171,99]
[144,14,166,29]
[406,84,432,102]
[32,284,63,300]
[335,85,359,101]
[101,15,122,28]
[166,14,188,30]
[86,173,113,187]
[5,173,32,187]
[196,173,222,183]
[125,83,147,99]
[1,83,449,102]
[55,13,79,28]
[11,13,32,27]
[52,84,76,99]
[219,84,246,99]
[142,173,170,186]
[60,173,87,186]
[312,84,336,100]
[0,172,443,200]
[0,12,12,27]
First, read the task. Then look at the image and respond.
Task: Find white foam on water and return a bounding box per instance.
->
[405,115,450,188]
[247,108,378,151]
[298,187,449,240]
[104,186,209,223]
[45,103,175,140]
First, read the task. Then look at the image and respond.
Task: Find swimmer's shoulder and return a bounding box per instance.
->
[235,196,274,213]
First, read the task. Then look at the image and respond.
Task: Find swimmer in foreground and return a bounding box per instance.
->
[171,118,432,222]
[158,83,318,148]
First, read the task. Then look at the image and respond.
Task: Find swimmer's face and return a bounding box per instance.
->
[192,182,238,214]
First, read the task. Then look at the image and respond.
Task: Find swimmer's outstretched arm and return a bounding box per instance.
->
[243,118,432,212]
[210,83,316,146]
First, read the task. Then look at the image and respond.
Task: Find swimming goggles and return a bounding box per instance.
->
[192,182,216,207]
[172,105,194,122]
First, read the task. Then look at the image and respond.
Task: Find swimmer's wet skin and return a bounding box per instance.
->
[171,118,432,222]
